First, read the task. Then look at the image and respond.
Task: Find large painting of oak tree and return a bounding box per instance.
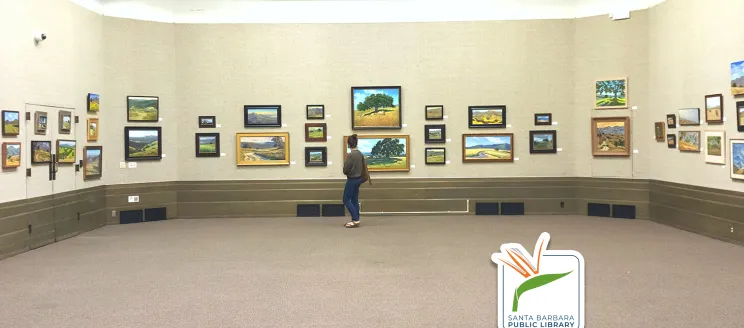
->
[595,79,628,109]
[351,86,402,129]
[344,135,409,172]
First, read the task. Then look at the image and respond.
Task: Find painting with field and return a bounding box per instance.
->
[705,94,723,123]
[195,133,220,157]
[87,93,100,112]
[469,106,506,128]
[199,116,216,128]
[534,113,552,126]
[244,105,281,127]
[462,134,513,162]
[705,131,725,164]
[425,148,445,164]
[88,118,99,141]
[592,117,630,156]
[738,102,744,132]
[667,134,676,149]
[732,60,744,96]
[595,79,627,109]
[667,114,676,128]
[305,147,327,166]
[31,141,52,164]
[57,140,76,163]
[127,96,159,122]
[307,105,324,119]
[2,110,20,136]
[344,135,409,172]
[425,106,443,120]
[35,111,47,135]
[61,114,72,132]
[236,132,289,166]
[125,127,162,161]
[731,140,744,180]
[351,86,401,129]
[2,142,21,168]
[530,130,557,154]
[425,124,446,143]
[83,146,102,180]
[678,108,700,126]
[678,131,700,152]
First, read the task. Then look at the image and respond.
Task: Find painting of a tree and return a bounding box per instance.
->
[595,79,628,109]
[351,87,402,129]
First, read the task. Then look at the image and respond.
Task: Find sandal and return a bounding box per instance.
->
[344,221,360,228]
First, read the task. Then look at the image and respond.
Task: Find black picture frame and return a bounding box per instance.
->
[737,101,744,132]
[199,116,216,128]
[667,134,677,149]
[244,105,281,128]
[350,86,402,130]
[666,114,676,129]
[468,105,506,128]
[678,108,701,126]
[126,96,159,122]
[195,133,220,157]
[306,105,325,120]
[87,93,100,113]
[1,110,20,136]
[529,130,557,154]
[534,113,552,126]
[425,147,446,165]
[424,124,446,143]
[30,141,52,164]
[83,146,103,180]
[425,105,444,120]
[124,126,162,161]
[305,147,327,167]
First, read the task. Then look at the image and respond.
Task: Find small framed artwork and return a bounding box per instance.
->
[667,134,677,149]
[424,124,446,143]
[305,147,327,166]
[591,117,630,157]
[198,116,216,128]
[305,123,327,142]
[127,96,159,122]
[737,101,744,132]
[529,130,557,154]
[462,133,514,162]
[87,118,99,141]
[195,133,220,157]
[678,131,701,152]
[59,111,72,134]
[534,113,552,126]
[425,147,446,165]
[343,135,410,172]
[83,146,102,180]
[732,60,744,96]
[124,126,162,161]
[705,94,724,124]
[704,131,725,164]
[34,111,48,135]
[244,105,281,128]
[678,108,700,126]
[306,105,325,120]
[2,110,20,136]
[31,141,52,164]
[595,78,628,109]
[56,140,77,164]
[87,93,100,112]
[351,86,402,130]
[666,114,676,129]
[731,139,744,180]
[654,122,665,142]
[2,142,21,168]
[468,106,506,128]
[236,132,290,166]
[425,105,444,120]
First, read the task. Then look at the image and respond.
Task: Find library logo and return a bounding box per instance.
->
[491,232,585,328]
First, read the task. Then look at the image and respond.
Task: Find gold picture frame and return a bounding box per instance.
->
[343,135,409,172]
[235,132,290,166]
[591,117,631,156]
[87,118,99,141]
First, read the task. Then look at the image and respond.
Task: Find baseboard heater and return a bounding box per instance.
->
[611,204,636,219]
[120,209,144,224]
[321,204,346,217]
[475,202,499,215]
[587,203,611,217]
[501,202,525,216]
[360,199,470,215]
[297,204,321,217]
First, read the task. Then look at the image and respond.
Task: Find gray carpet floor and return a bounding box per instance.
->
[0,215,743,327]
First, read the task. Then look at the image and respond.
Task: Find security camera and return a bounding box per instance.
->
[34,33,47,43]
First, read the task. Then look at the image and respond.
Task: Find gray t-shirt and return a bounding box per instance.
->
[343,149,364,178]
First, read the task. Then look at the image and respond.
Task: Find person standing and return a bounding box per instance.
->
[342,134,370,228]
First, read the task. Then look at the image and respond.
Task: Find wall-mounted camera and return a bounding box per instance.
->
[34,33,47,44]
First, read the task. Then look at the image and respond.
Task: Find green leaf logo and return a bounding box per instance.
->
[512,271,573,312]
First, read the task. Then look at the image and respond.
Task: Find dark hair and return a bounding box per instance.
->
[347,134,358,148]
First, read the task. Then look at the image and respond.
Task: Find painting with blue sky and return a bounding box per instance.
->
[463,134,513,162]
[344,135,409,171]
[732,60,744,96]
[731,141,744,180]
[351,86,402,129]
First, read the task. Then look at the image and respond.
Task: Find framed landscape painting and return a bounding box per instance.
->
[199,116,216,128]
[305,123,327,142]
[591,117,630,157]
[737,101,744,132]
[595,78,628,109]
[236,132,289,166]
[351,86,402,129]
[462,133,514,162]
[83,146,102,180]
[2,142,21,168]
[667,134,677,149]
[244,105,281,128]
[534,113,552,126]
[425,105,444,120]
[732,60,744,96]
[469,106,506,128]
[56,140,76,164]
[705,94,724,124]
[704,131,725,164]
[59,111,72,134]
[87,118,99,141]
[307,105,324,120]
[31,141,52,164]
[35,111,47,135]
[666,114,676,129]
[678,131,701,152]
[305,147,327,167]
[195,133,220,157]
[87,93,100,112]
[678,108,700,126]
[425,147,446,165]
[529,130,557,154]
[2,110,20,136]
[127,96,159,122]
[424,124,446,143]
[343,135,409,172]
[654,122,665,142]
[124,126,162,161]
[731,139,744,180]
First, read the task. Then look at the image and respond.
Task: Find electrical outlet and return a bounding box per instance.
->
[111,211,116,218]
[128,196,140,203]
[560,201,565,208]
[731,226,735,233]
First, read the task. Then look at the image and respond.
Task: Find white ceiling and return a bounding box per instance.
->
[71,0,667,23]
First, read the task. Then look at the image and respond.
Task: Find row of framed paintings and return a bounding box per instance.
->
[2,110,100,141]
[1,142,102,180]
[665,132,744,180]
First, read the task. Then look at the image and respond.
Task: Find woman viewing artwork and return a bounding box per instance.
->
[342,134,370,228]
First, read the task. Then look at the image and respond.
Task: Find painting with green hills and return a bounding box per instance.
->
[57,140,76,163]
[595,79,627,109]
[126,127,161,160]
[2,111,20,136]
[127,96,159,121]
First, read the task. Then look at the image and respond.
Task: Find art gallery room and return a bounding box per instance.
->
[2,0,744,326]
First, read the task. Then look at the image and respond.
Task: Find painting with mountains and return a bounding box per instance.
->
[2,110,20,136]
[462,134,513,162]
[530,130,557,154]
[592,117,630,156]
[57,140,76,164]
[196,133,219,157]
[125,127,161,160]
[469,106,506,128]
[84,146,102,180]
[31,141,51,164]
[732,60,744,96]
[244,106,281,127]
[127,96,159,122]
[2,142,21,168]
[236,133,289,166]
[731,140,744,180]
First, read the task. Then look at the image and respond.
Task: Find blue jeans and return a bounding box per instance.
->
[343,177,363,221]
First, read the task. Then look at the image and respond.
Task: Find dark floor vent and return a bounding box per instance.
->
[501,203,525,216]
[120,210,144,224]
[612,205,636,219]
[144,207,167,222]
[322,204,346,217]
[475,203,500,215]
[297,204,321,217]
[587,203,611,217]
